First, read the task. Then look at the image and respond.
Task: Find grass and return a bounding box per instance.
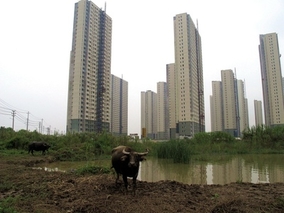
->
[236,178,243,184]
[156,140,191,163]
[275,197,284,207]
[2,127,284,165]
[0,197,18,213]
[0,182,13,192]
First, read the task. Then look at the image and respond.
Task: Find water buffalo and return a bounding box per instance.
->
[28,142,50,155]
[111,145,148,192]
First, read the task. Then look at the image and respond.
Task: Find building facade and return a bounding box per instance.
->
[254,100,263,127]
[110,75,128,136]
[259,33,284,127]
[141,90,157,139]
[221,70,237,136]
[67,0,112,132]
[210,70,249,137]
[236,79,249,135]
[173,13,205,137]
[282,77,284,94]
[166,63,176,139]
[157,82,169,140]
[210,81,223,132]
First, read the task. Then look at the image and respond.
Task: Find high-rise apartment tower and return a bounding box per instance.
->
[254,100,263,127]
[157,82,169,140]
[166,63,177,139]
[110,75,128,136]
[259,33,284,127]
[236,79,249,135]
[173,13,205,137]
[221,70,237,135]
[210,70,249,137]
[141,90,157,139]
[210,81,223,132]
[67,0,112,132]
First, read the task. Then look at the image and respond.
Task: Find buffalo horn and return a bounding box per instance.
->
[122,148,130,155]
[137,149,149,156]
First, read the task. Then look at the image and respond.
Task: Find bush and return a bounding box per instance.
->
[5,136,29,150]
[156,140,191,163]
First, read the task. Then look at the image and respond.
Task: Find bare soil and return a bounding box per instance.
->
[1,155,284,213]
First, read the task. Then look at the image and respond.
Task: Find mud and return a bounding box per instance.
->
[1,156,284,212]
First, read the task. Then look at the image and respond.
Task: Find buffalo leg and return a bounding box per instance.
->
[133,177,137,189]
[115,172,120,184]
[133,174,138,194]
[122,174,128,190]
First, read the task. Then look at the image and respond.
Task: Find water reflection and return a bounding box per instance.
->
[38,154,284,185]
[138,154,284,185]
[32,166,66,172]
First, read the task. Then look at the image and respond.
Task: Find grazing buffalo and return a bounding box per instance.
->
[28,142,50,155]
[111,145,148,192]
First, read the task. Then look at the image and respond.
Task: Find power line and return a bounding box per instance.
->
[0,100,48,133]
[0,98,27,113]
[12,110,16,130]
[0,108,11,113]
[0,112,11,116]
[29,112,42,121]
[0,99,63,134]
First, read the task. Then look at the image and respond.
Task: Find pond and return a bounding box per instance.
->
[38,154,284,185]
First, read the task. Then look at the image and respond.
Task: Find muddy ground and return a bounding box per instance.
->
[1,155,284,213]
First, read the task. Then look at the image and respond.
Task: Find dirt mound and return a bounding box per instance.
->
[1,157,284,212]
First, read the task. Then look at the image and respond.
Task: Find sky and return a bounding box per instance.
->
[0,0,284,135]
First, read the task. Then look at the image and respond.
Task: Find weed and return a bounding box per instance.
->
[0,197,18,213]
[0,183,13,192]
[274,196,284,208]
[236,178,243,184]
[211,193,219,200]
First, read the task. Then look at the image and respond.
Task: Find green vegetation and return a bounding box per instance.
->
[274,197,284,209]
[1,125,284,164]
[0,127,154,162]
[156,140,191,163]
[155,126,284,163]
[243,125,284,149]
[0,197,18,213]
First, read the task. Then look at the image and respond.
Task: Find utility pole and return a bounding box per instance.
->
[41,119,43,133]
[26,111,29,131]
[47,125,51,135]
[12,110,16,130]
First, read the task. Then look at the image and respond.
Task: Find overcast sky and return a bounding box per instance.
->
[1,0,284,134]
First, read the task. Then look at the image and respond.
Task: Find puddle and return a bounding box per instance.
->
[32,166,66,173]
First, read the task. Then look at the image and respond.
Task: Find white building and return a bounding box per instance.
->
[259,33,284,127]
[141,90,157,139]
[210,81,223,132]
[166,63,177,139]
[254,100,264,127]
[67,0,112,132]
[173,13,205,137]
[210,70,249,137]
[110,75,128,136]
[157,82,169,140]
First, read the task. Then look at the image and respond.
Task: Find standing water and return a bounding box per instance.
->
[38,154,284,185]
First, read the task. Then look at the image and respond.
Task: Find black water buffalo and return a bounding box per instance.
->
[28,142,50,155]
[111,145,148,192]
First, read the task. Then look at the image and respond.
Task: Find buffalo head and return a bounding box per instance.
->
[121,147,148,168]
